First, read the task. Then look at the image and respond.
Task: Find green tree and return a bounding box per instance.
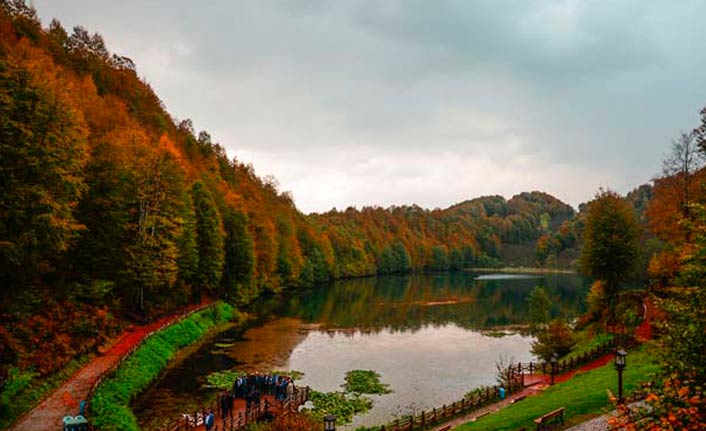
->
[221,208,255,302]
[462,245,476,266]
[449,248,464,271]
[391,241,411,273]
[192,181,224,297]
[118,138,186,312]
[176,195,198,289]
[377,246,395,274]
[0,59,88,293]
[580,189,639,324]
[527,286,552,331]
[429,245,449,271]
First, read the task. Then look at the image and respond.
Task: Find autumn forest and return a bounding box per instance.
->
[3,2,706,430]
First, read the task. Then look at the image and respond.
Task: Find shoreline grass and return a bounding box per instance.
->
[90,302,235,431]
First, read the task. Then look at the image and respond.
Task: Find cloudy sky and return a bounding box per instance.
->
[33,1,706,213]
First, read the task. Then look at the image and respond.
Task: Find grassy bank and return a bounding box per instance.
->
[90,302,235,431]
[456,344,660,431]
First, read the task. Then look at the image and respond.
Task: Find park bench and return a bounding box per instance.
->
[534,407,564,431]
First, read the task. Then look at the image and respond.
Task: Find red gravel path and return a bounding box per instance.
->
[7,301,212,431]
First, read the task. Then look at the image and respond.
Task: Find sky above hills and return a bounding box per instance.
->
[34,1,706,213]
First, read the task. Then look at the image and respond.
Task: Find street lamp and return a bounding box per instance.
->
[324,415,337,431]
[614,348,627,404]
[550,353,558,385]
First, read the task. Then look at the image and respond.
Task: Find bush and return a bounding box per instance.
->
[531,318,575,361]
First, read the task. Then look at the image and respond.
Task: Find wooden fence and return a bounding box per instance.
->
[512,335,636,379]
[157,386,310,431]
[372,369,525,431]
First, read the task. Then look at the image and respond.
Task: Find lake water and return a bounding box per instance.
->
[133,272,588,430]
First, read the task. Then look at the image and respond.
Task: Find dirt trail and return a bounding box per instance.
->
[7,301,212,431]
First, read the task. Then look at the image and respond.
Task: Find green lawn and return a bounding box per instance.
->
[562,327,614,362]
[456,344,660,431]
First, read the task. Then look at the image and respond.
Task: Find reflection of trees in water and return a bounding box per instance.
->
[273,273,589,333]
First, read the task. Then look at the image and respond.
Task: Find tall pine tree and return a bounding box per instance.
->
[192,181,224,298]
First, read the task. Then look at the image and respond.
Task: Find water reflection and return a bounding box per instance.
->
[133,272,588,430]
[274,272,588,332]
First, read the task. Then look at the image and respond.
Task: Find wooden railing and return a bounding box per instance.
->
[370,370,525,431]
[511,336,636,378]
[157,386,311,431]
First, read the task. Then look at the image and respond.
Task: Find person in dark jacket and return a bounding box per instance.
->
[204,410,215,431]
[219,390,229,418]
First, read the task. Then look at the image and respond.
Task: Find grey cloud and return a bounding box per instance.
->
[32,1,706,212]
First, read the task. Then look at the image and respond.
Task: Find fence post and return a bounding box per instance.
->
[421,411,426,426]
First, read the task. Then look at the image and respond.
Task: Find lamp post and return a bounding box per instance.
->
[550,353,558,385]
[614,348,627,405]
[324,414,337,431]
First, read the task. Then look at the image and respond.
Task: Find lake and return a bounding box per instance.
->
[133,272,589,430]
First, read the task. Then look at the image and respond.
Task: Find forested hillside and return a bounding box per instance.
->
[0,4,578,380]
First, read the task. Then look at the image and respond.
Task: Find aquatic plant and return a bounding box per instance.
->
[308,390,373,424]
[343,370,392,395]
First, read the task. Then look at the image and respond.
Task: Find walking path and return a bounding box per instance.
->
[7,301,212,431]
[564,401,646,431]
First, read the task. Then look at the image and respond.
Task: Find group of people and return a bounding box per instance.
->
[207,372,297,429]
[231,372,296,407]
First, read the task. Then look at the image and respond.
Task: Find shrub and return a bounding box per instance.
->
[531,318,575,361]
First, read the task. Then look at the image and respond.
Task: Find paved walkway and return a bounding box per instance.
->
[7,301,212,431]
[564,401,646,431]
